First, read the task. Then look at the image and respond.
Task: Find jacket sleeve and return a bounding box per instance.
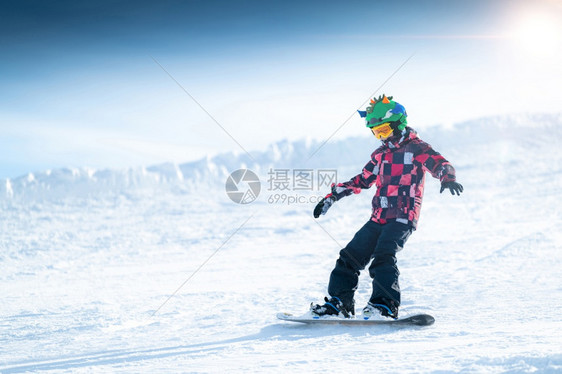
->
[415,142,456,182]
[328,153,379,201]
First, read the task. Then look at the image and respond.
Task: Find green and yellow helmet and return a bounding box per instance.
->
[359,95,408,130]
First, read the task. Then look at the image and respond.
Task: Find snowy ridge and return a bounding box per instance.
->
[1,113,560,201]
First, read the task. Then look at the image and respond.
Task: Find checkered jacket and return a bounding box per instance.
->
[328,128,456,229]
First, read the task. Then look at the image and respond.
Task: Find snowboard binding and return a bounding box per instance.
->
[310,296,355,319]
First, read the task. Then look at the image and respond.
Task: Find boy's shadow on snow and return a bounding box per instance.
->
[1,322,409,373]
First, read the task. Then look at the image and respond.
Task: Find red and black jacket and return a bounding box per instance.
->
[329,128,456,229]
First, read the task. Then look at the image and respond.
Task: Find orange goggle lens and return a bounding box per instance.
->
[371,123,393,139]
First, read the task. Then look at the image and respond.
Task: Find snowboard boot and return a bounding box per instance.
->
[362,298,399,320]
[310,297,355,318]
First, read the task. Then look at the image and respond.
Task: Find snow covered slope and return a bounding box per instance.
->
[1,113,562,373]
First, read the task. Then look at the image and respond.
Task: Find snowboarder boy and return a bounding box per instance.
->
[311,94,463,320]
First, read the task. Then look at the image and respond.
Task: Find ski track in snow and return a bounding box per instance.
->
[1,114,562,373]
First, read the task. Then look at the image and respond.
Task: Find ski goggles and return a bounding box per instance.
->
[370,122,393,139]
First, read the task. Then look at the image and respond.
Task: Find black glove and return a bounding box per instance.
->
[440,181,463,196]
[313,196,336,218]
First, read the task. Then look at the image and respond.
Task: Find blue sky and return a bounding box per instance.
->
[1,0,561,178]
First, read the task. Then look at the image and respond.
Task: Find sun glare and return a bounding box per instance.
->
[510,11,562,55]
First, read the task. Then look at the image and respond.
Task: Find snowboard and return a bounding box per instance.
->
[277,312,435,326]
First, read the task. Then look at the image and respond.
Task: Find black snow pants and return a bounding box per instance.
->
[328,220,413,308]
